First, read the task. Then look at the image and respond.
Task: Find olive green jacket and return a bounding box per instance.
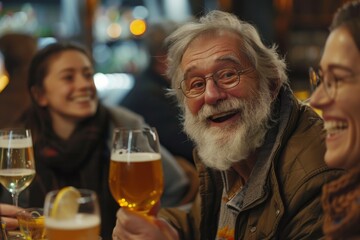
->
[159,86,344,240]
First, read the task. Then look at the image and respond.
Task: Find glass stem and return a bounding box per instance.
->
[12,192,19,207]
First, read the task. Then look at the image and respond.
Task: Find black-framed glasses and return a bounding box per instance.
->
[178,68,251,98]
[309,67,360,100]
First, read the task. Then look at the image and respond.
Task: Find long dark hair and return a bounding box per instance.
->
[23,41,93,141]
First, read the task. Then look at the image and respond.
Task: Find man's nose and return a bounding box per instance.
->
[203,79,227,104]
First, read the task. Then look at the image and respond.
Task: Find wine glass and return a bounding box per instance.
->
[108,127,164,215]
[0,129,35,207]
[43,188,101,240]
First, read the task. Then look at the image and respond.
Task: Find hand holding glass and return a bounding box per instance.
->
[109,127,164,214]
[0,129,35,207]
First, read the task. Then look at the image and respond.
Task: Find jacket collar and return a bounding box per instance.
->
[235,84,297,211]
[195,84,299,211]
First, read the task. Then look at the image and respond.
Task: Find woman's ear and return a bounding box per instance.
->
[31,86,48,107]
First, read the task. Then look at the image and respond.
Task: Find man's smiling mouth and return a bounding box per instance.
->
[208,110,239,123]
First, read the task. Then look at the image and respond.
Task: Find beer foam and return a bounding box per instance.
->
[45,214,100,229]
[0,168,35,176]
[0,138,32,148]
[111,152,161,162]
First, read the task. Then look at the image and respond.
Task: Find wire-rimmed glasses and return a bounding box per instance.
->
[309,67,337,100]
[309,66,360,100]
[178,67,251,98]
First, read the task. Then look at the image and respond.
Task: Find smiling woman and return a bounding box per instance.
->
[2,41,192,240]
[29,44,98,140]
[112,10,343,240]
[309,1,360,239]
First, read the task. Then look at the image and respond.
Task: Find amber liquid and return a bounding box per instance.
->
[45,214,100,240]
[109,152,163,214]
[18,216,46,240]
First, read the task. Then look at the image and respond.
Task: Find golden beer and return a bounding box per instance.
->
[45,214,100,240]
[109,152,163,213]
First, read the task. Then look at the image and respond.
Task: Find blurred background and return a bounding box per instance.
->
[0,0,352,108]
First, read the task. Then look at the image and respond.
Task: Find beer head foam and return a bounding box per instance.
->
[0,137,32,148]
[45,214,100,229]
[111,152,161,162]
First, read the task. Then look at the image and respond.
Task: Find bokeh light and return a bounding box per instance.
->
[129,19,146,36]
[107,22,122,39]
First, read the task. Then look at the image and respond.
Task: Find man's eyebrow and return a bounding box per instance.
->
[217,55,241,65]
[183,56,242,77]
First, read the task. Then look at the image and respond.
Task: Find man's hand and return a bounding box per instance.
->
[112,208,179,240]
[0,203,23,230]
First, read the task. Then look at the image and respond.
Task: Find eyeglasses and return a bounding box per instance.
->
[178,68,251,98]
[309,67,360,100]
[309,67,337,100]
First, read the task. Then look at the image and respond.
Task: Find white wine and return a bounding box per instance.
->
[0,129,35,206]
[0,168,35,193]
[0,136,35,193]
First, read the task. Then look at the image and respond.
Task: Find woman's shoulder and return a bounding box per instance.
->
[105,105,146,128]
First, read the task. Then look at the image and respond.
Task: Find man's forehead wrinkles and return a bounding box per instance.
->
[183,57,240,77]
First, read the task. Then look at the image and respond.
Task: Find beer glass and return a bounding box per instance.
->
[0,129,35,207]
[109,127,164,214]
[43,189,101,240]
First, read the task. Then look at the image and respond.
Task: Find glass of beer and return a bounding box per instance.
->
[43,188,101,240]
[109,127,164,215]
[0,129,36,207]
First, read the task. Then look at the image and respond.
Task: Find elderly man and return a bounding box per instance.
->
[112,10,343,239]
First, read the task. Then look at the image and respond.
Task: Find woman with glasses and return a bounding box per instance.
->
[112,10,343,240]
[309,1,360,239]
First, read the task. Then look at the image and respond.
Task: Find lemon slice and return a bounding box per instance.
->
[50,186,81,219]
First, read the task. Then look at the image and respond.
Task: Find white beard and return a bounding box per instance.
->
[184,90,272,171]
